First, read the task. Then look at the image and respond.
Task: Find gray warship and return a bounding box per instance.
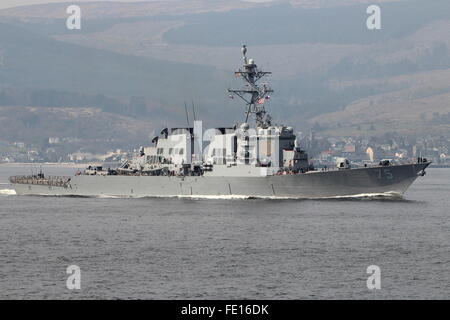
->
[10,46,430,198]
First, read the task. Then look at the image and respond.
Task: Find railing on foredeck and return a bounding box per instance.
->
[9,175,72,187]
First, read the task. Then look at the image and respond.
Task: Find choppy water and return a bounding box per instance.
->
[0,164,449,299]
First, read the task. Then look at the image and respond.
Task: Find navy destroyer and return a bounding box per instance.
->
[10,46,430,198]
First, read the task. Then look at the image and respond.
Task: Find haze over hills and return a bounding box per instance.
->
[0,106,155,150]
[0,0,401,12]
[311,68,450,137]
[0,0,268,18]
[0,20,235,122]
[0,0,449,157]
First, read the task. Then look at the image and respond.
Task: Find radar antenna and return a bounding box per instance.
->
[228,45,273,128]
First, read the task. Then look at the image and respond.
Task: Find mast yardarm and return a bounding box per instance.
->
[228,45,274,128]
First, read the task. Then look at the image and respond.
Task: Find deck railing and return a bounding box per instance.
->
[9,175,72,187]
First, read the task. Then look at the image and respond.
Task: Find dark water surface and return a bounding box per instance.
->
[0,164,449,299]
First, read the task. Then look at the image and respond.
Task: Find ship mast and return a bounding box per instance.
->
[228,45,274,128]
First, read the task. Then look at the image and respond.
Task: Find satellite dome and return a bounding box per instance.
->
[240,123,249,131]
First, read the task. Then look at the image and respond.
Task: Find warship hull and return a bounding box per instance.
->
[11,163,429,198]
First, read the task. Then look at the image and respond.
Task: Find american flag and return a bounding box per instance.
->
[257,97,265,104]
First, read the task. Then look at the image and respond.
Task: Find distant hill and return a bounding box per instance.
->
[309,69,450,137]
[164,0,450,46]
[0,0,263,19]
[0,21,237,125]
[0,0,449,145]
[0,106,155,152]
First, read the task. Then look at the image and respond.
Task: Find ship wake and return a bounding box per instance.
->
[175,192,404,201]
[0,188,17,195]
[5,191,405,201]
